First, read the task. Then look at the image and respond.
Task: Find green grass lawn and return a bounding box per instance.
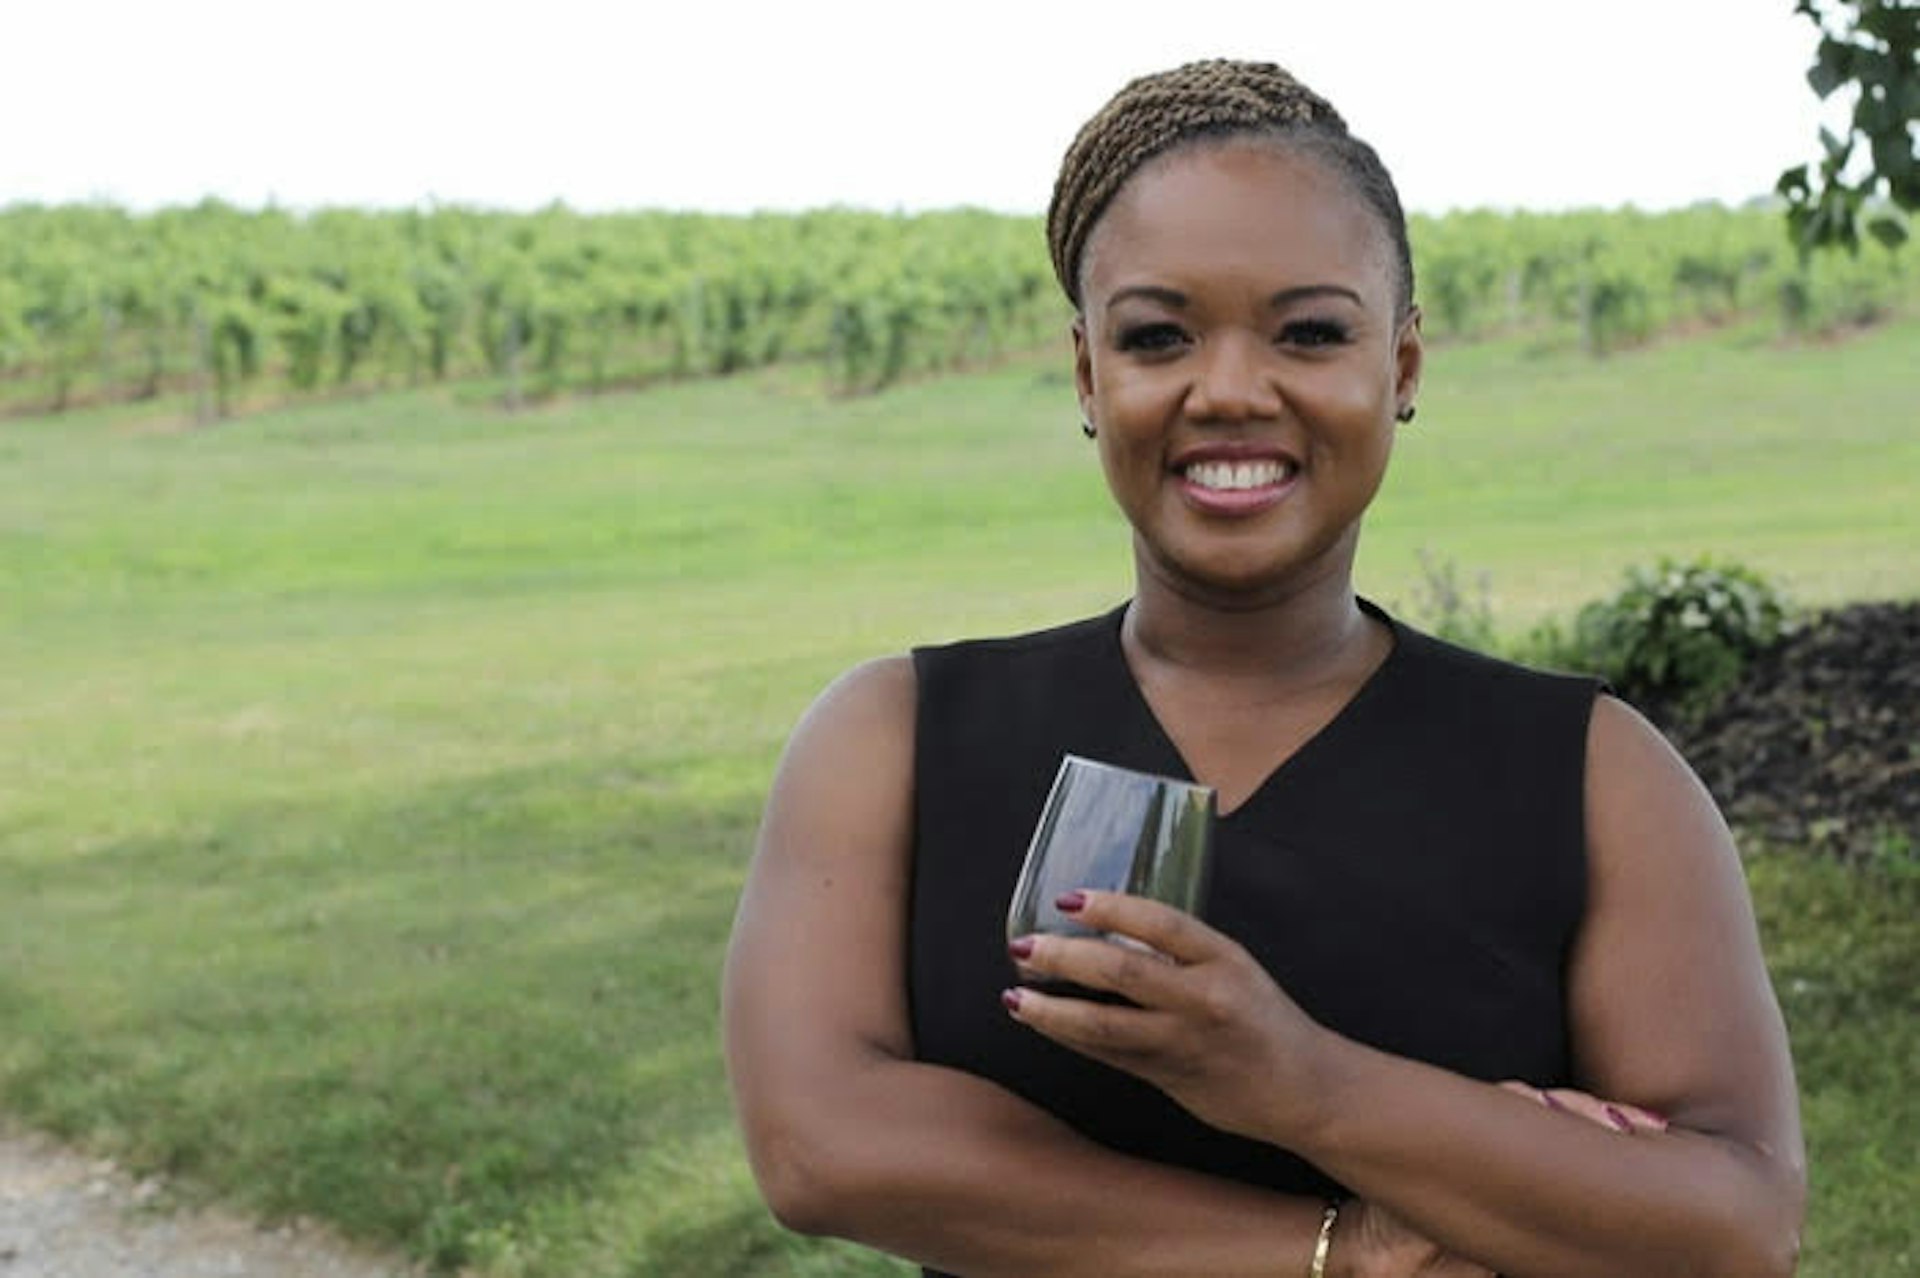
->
[1,318,1916,1276]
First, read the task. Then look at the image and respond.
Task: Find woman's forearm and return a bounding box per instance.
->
[1003,842,1804,1278]
[751,1049,1336,1278]
[1294,1036,1804,1278]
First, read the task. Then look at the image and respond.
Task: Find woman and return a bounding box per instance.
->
[724,60,1804,1277]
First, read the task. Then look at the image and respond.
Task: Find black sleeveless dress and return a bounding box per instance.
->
[907,601,1600,1276]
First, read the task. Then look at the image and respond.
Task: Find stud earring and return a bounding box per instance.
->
[1396,404,1417,424]
[1081,418,1097,439]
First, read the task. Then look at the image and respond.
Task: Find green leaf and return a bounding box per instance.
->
[1854,86,1897,139]
[1810,38,1855,99]
[1777,164,1813,200]
[1820,126,1855,164]
[1787,204,1817,253]
[1858,2,1920,50]
[1870,130,1916,187]
[1894,168,1920,211]
[1848,49,1897,99]
[1867,215,1910,250]
[1802,193,1858,254]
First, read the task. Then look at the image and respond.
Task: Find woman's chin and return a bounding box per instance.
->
[1136,525,1359,605]
[1149,554,1314,606]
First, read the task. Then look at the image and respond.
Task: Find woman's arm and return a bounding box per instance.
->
[724,657,1441,1278]
[1319,693,1806,1276]
[1007,695,1805,1278]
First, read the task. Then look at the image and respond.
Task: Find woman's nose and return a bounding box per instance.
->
[1184,333,1281,422]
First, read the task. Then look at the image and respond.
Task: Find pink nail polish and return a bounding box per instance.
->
[1008,936,1035,960]
[1605,1105,1634,1133]
[1000,988,1024,1013]
[1055,890,1087,913]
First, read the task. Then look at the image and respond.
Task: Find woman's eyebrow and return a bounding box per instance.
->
[1103,283,1366,309]
[1105,284,1189,309]
[1270,284,1364,308]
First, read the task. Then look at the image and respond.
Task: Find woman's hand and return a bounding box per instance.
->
[1497,1079,1667,1135]
[1004,888,1337,1145]
[1004,891,1687,1278]
[1338,1200,1495,1278]
[1003,892,1496,1278]
[1001,890,1493,1278]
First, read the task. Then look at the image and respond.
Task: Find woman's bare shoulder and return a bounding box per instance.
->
[728,655,922,1078]
[1573,693,1799,1156]
[1584,693,1724,841]
[810,653,916,720]
[1580,691,1752,922]
[756,654,919,875]
[768,655,917,791]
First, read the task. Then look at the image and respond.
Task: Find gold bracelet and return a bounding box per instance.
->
[1308,1200,1340,1278]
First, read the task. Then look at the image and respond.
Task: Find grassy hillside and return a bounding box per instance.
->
[1,318,1915,1275]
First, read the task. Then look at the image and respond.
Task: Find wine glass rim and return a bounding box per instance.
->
[1058,752,1215,799]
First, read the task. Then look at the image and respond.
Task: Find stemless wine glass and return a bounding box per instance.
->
[1006,754,1217,950]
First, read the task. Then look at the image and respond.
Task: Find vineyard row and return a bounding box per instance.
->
[1,200,1914,418]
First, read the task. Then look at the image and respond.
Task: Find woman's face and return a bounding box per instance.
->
[1074,138,1422,605]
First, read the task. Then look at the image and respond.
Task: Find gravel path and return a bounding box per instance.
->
[0,1129,413,1278]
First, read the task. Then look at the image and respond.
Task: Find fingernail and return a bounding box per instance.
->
[1007,936,1035,960]
[1540,1089,1566,1112]
[1055,890,1087,913]
[1605,1105,1634,1133]
[1000,988,1024,1013]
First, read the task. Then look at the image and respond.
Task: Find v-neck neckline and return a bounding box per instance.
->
[1101,597,1406,821]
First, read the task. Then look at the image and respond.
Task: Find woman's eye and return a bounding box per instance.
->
[1116,322,1189,353]
[1280,318,1351,347]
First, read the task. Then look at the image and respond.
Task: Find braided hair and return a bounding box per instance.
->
[1046,59,1415,318]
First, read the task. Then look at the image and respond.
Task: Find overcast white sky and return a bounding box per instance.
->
[1,0,1840,217]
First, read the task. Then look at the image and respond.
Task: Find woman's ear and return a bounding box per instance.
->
[1394,305,1425,415]
[1072,316,1095,425]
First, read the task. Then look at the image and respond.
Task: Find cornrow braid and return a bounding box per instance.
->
[1047,58,1416,318]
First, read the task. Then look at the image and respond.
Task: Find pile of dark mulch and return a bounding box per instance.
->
[1652,601,1920,860]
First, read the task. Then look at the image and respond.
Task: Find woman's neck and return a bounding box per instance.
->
[1124,555,1378,685]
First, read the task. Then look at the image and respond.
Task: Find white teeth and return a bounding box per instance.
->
[1185,459,1290,491]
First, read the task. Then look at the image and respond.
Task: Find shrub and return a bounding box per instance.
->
[1567,558,1791,714]
[1405,549,1498,652]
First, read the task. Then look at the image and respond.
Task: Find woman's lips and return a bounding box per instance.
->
[1175,456,1299,515]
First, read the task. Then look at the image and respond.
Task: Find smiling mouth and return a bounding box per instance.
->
[1181,458,1297,491]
